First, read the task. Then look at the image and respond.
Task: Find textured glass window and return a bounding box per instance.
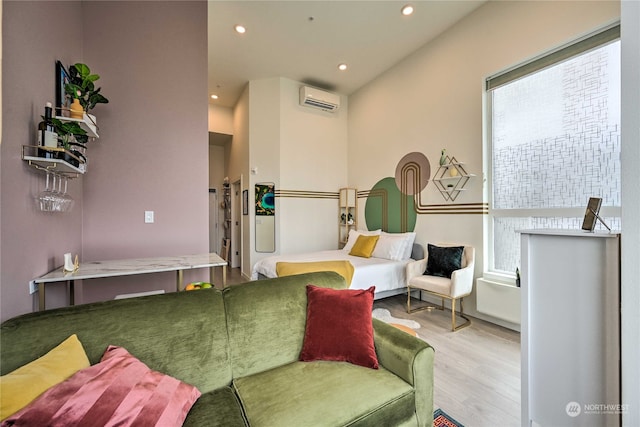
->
[488,40,621,275]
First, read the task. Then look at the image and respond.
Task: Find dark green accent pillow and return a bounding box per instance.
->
[425,244,464,278]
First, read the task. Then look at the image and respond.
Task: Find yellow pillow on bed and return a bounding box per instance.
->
[276,261,355,286]
[349,235,380,258]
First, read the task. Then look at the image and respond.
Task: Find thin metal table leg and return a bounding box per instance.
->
[222,265,227,288]
[38,283,46,311]
[177,270,183,292]
[69,280,75,306]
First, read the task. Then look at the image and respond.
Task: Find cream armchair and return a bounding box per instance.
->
[406,245,475,331]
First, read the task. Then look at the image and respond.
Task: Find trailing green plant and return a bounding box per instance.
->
[50,118,88,149]
[64,63,109,114]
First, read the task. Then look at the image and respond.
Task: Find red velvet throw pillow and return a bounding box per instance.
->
[300,285,378,369]
[2,346,201,427]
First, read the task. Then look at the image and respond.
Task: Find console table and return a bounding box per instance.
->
[33,253,227,311]
[520,229,620,427]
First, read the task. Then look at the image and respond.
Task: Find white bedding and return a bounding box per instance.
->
[251,250,412,295]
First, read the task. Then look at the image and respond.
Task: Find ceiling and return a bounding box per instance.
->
[208,1,486,108]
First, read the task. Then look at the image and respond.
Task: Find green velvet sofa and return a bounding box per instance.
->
[1,271,434,426]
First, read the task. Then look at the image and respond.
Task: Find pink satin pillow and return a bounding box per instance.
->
[2,345,201,427]
[300,285,378,369]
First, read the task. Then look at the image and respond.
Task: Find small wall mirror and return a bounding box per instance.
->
[255,182,275,252]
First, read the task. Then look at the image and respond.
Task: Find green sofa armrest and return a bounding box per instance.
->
[373,318,434,427]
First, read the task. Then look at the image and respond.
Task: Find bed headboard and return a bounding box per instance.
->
[411,243,425,260]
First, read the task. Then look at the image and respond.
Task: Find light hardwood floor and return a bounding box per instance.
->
[217,272,522,426]
[212,267,250,288]
[374,295,521,427]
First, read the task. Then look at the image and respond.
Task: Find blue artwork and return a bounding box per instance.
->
[256,184,275,216]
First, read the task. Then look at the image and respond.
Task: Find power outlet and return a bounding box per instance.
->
[29,280,38,294]
[144,211,154,223]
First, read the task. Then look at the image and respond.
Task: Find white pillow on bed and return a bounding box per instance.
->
[372,232,417,260]
[398,231,417,259]
[343,229,381,252]
[371,233,407,260]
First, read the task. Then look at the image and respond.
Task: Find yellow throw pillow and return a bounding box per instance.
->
[276,261,355,285]
[349,234,380,258]
[0,334,90,421]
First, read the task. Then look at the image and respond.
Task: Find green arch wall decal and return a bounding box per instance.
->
[365,177,417,232]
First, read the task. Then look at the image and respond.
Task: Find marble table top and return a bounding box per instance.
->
[35,253,227,283]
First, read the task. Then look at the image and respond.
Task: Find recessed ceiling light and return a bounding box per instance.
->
[211,94,219,100]
[338,63,348,71]
[401,5,414,16]
[234,25,246,34]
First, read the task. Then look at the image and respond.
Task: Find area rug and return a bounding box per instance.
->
[372,308,420,330]
[434,408,464,427]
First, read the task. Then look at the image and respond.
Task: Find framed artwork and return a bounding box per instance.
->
[255,183,275,216]
[55,61,71,116]
[242,190,248,215]
[581,197,602,231]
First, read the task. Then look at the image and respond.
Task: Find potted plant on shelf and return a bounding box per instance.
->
[50,118,88,167]
[64,63,109,124]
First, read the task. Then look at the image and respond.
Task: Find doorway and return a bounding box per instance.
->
[208,132,231,259]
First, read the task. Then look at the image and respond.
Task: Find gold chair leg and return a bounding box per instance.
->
[407,288,430,314]
[407,288,444,314]
[451,297,471,332]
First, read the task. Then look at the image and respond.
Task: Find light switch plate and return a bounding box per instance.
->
[144,211,154,223]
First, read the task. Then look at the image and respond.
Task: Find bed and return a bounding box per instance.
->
[251,231,424,299]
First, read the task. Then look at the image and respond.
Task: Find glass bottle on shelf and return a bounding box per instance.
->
[37,102,58,158]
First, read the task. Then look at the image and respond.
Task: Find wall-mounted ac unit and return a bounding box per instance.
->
[299,86,340,112]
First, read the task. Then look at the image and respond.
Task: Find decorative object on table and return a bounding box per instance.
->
[439,149,447,166]
[64,63,109,116]
[63,253,79,273]
[515,267,521,287]
[581,197,610,232]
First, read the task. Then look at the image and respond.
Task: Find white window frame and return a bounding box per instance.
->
[483,24,621,283]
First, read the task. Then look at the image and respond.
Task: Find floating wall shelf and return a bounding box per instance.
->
[22,145,86,177]
[432,155,475,202]
[55,114,99,138]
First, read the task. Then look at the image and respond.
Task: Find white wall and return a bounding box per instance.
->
[231,78,348,273]
[621,0,640,424]
[230,86,250,275]
[348,0,620,325]
[209,104,233,134]
[248,78,280,269]
[278,78,348,254]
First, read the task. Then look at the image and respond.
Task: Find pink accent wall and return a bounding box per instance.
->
[1,1,209,321]
[79,1,209,302]
[1,1,85,320]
